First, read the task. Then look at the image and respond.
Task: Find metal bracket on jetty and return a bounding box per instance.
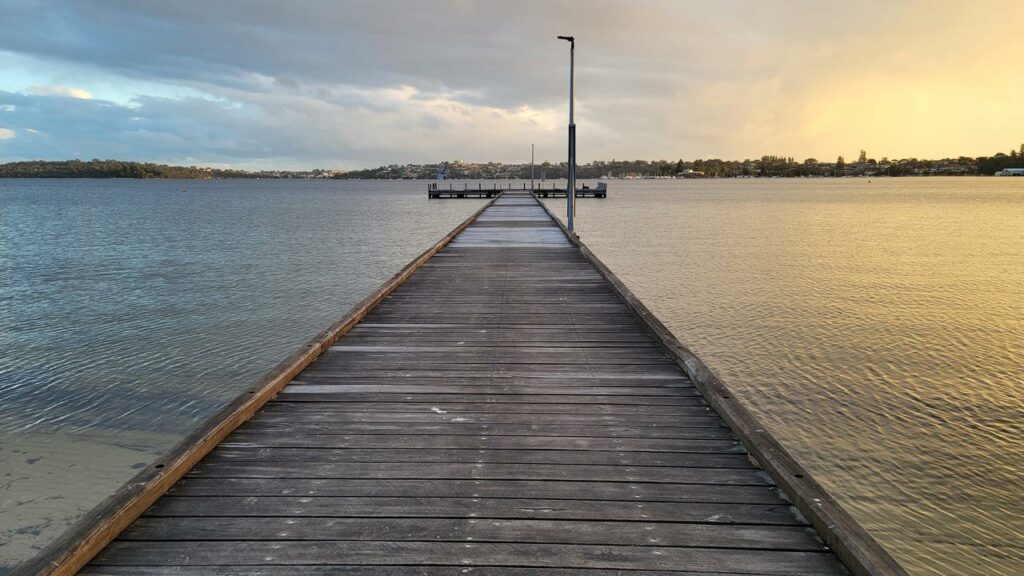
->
[428,180,607,199]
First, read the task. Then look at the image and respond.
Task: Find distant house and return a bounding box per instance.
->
[676,169,705,178]
[995,167,1024,176]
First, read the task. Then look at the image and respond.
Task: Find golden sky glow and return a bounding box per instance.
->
[643,1,1024,161]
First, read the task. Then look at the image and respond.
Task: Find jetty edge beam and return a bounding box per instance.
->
[13,194,504,576]
[536,197,907,576]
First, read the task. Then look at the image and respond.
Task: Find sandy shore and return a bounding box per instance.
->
[0,427,173,572]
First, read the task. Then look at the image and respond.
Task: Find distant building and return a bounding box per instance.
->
[676,169,705,178]
[995,168,1024,176]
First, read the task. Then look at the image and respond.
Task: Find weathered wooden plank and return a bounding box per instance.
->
[299,363,688,374]
[281,385,701,398]
[337,338,659,347]
[380,295,627,304]
[293,370,691,381]
[167,477,784,504]
[80,568,787,576]
[203,447,747,467]
[365,304,631,314]
[257,401,710,415]
[244,412,723,427]
[185,462,761,484]
[337,338,660,348]
[272,393,706,405]
[344,324,647,332]
[89,541,845,574]
[361,314,642,326]
[389,288,619,295]
[312,358,677,368]
[218,433,742,452]
[142,496,802,526]
[249,408,718,423]
[321,345,669,356]
[347,324,647,333]
[285,376,695,389]
[235,421,732,439]
[118,517,827,551]
[297,367,688,377]
[320,351,674,364]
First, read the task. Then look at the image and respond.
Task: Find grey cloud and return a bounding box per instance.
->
[0,0,711,109]
[0,90,356,164]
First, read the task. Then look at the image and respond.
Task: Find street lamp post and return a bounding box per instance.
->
[557,35,576,234]
[531,143,535,191]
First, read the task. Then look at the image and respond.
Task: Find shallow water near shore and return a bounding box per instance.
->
[545,177,1023,576]
[1,177,1021,575]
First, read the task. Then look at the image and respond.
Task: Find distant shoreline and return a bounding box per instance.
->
[1,150,1022,180]
[0,174,1017,181]
[0,175,1018,181]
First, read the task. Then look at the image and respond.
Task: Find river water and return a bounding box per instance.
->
[544,177,1023,575]
[1,177,1021,574]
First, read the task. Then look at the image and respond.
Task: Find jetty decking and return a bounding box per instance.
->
[25,192,904,575]
[428,182,606,198]
[531,188,605,198]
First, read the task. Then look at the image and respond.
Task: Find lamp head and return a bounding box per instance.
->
[557,35,575,45]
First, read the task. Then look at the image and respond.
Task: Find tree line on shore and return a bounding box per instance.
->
[342,144,1024,179]
[1,145,1022,179]
[0,159,252,179]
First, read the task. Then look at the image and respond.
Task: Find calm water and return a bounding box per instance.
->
[0,179,485,571]
[1,178,1020,575]
[544,178,1023,576]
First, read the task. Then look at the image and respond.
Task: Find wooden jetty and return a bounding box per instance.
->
[18,191,905,575]
[429,182,606,198]
[532,182,606,198]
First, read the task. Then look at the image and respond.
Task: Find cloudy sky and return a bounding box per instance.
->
[0,0,1021,169]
